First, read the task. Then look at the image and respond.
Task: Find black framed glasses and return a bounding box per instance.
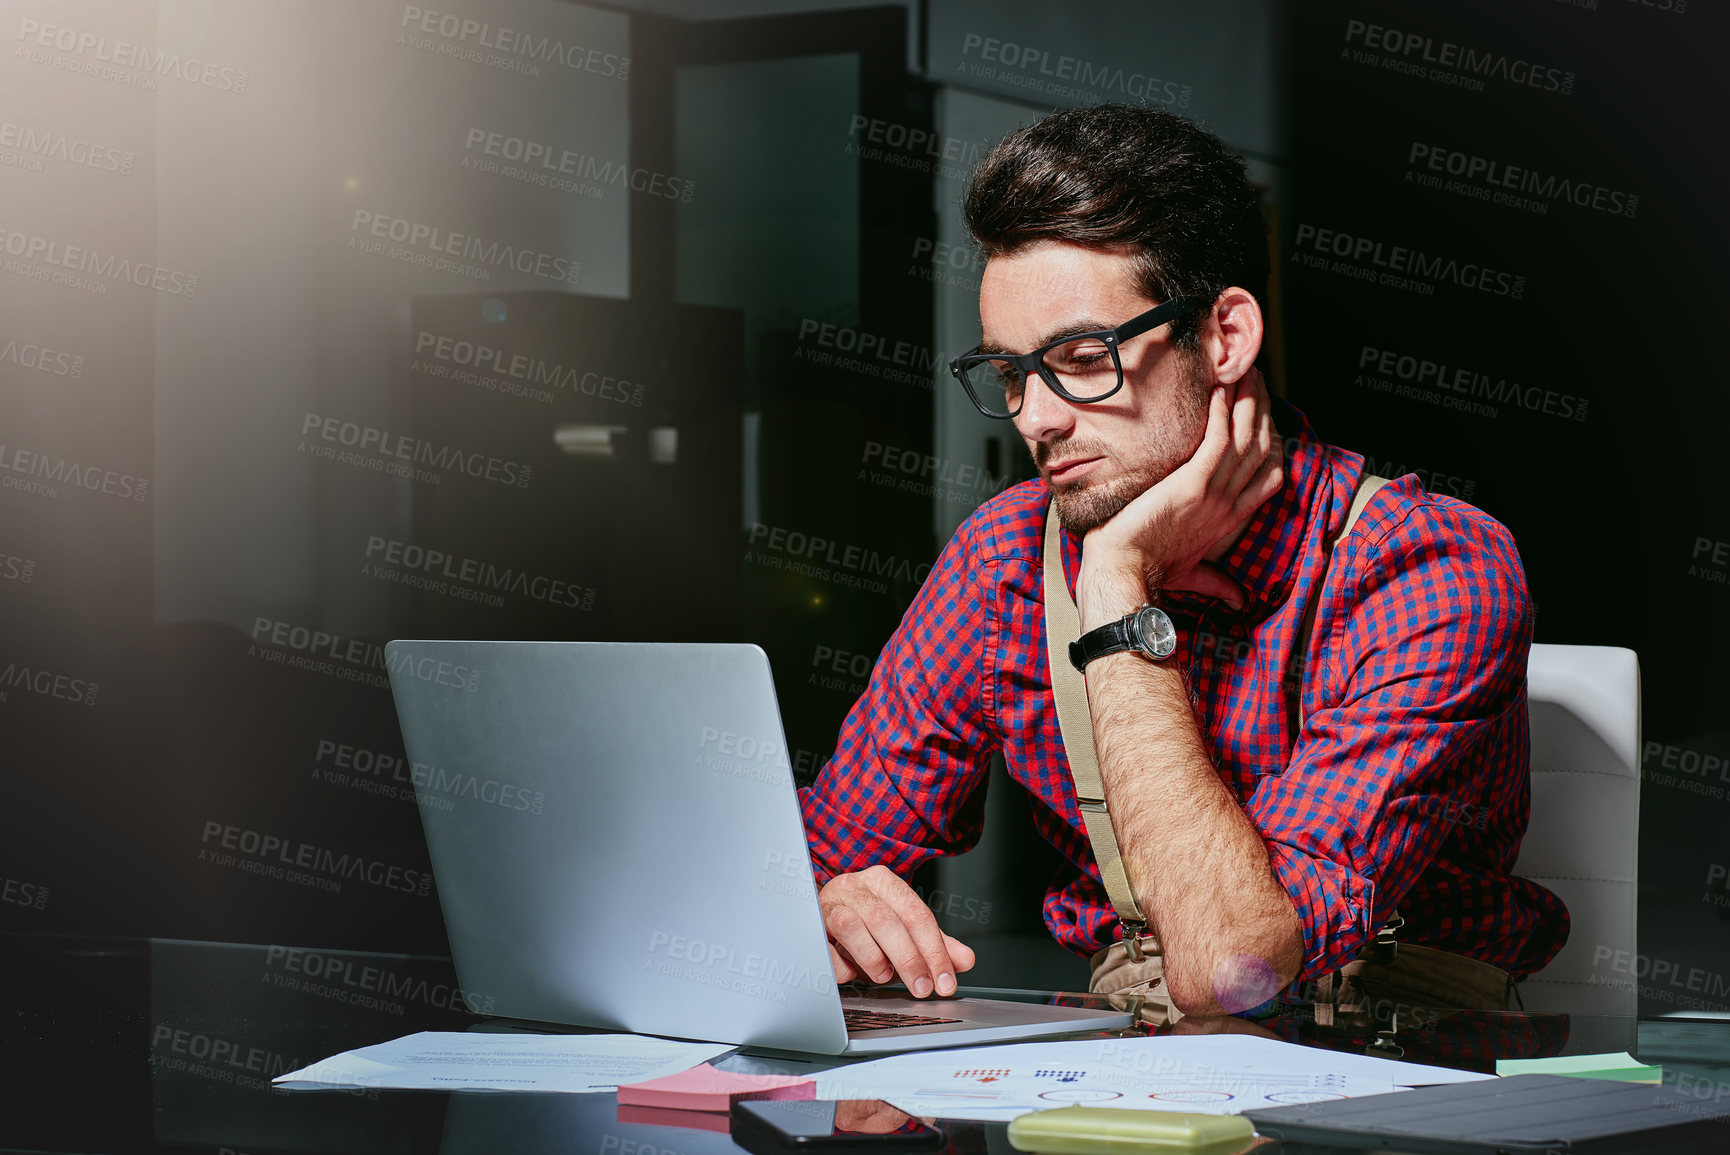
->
[948,296,1207,419]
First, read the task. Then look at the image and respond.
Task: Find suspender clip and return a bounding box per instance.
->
[1121,920,1149,963]
[1368,911,1405,964]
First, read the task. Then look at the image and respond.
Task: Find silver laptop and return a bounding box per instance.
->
[383,639,1130,1054]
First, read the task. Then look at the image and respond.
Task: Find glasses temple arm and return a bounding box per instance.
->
[1115,296,1207,344]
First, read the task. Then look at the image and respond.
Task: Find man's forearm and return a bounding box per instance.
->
[1083,599,1303,1016]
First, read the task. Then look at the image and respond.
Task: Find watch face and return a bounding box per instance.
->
[1134,606,1178,659]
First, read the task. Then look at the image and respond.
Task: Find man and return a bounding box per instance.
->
[796,105,1566,1019]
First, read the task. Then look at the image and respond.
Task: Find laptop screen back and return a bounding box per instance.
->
[384,640,848,1053]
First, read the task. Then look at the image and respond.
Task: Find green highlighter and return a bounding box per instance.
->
[1006,1106,1256,1154]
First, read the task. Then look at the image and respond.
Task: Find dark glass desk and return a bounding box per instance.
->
[3,935,1725,1153]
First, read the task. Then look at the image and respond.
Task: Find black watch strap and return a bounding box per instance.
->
[1068,605,1177,672]
[1068,617,1135,672]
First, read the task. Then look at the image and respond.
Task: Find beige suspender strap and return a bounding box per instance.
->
[1042,503,1153,960]
[1042,472,1389,962]
[1291,474,1389,727]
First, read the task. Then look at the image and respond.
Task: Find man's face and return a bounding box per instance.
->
[978,241,1213,536]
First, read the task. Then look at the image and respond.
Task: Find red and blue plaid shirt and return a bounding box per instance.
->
[798,400,1568,982]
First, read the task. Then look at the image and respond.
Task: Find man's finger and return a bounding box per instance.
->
[1225,404,1276,497]
[942,933,978,973]
[1167,561,1246,611]
[829,941,861,984]
[866,870,965,996]
[1190,384,1233,483]
[821,888,897,984]
[848,883,942,995]
[1230,375,1260,460]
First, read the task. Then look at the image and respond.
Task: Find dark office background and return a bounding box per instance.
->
[2,0,1724,1015]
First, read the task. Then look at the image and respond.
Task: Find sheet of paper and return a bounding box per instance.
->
[1496,1051,1661,1081]
[813,1034,1489,1122]
[1155,1034,1497,1086]
[273,1031,735,1093]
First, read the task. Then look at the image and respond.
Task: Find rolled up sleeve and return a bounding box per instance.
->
[1248,503,1533,979]
[797,517,998,885]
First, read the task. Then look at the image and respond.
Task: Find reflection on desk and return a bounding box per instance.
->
[0,934,1717,1155]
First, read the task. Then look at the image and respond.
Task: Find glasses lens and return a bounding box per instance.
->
[1042,335,1121,401]
[962,357,1024,417]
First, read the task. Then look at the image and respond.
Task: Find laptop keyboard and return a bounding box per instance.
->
[843,1007,966,1032]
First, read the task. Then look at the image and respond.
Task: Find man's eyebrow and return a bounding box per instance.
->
[976,319,1115,357]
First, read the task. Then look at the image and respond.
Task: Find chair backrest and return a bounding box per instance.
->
[1513,643,1640,1029]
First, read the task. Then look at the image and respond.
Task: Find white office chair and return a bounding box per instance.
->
[1512,644,1641,1041]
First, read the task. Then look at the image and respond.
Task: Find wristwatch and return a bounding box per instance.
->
[1069,604,1178,672]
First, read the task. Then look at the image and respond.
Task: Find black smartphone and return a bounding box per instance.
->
[730,1099,945,1151]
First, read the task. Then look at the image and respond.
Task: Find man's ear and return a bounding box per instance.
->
[1198,288,1264,386]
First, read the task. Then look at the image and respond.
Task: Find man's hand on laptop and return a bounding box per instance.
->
[819,865,976,996]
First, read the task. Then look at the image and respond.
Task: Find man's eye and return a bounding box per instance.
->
[1050,340,1111,368]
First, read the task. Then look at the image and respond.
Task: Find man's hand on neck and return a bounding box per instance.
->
[1075,367,1283,632]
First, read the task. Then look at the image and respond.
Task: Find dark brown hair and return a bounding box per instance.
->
[962,105,1269,349]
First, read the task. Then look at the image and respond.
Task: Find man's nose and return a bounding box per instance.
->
[1012,370,1076,444]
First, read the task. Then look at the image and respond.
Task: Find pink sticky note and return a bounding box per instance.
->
[616,1063,816,1112]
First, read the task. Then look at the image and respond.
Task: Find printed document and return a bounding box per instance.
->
[273,1031,734,1093]
[813,1033,1491,1121]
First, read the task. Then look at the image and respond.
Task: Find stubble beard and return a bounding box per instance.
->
[1043,354,1213,537]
